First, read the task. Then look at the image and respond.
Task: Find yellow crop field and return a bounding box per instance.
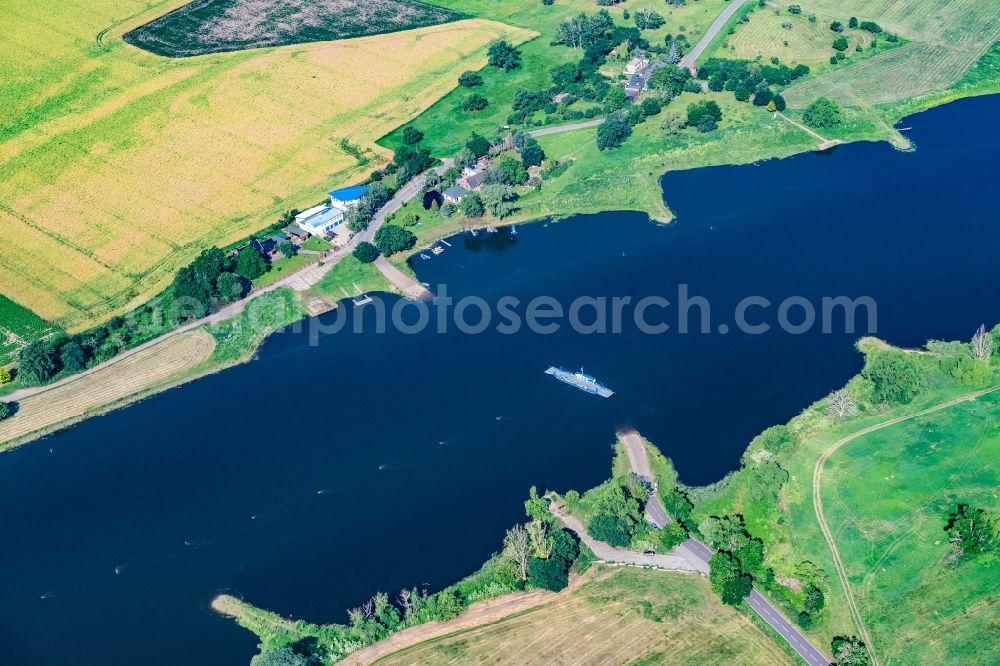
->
[0,1,534,331]
[373,567,794,666]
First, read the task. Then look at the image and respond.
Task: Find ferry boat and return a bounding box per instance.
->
[545,367,614,398]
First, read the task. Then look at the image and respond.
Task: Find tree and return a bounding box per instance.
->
[832,36,850,51]
[588,513,631,546]
[751,424,797,454]
[458,70,483,87]
[461,93,489,112]
[830,21,844,32]
[487,156,528,185]
[709,551,752,605]
[250,646,312,666]
[858,21,882,33]
[465,133,492,158]
[945,503,999,557]
[235,248,268,280]
[660,520,688,550]
[520,139,545,168]
[0,366,11,384]
[17,341,59,385]
[487,40,522,71]
[640,97,662,117]
[373,224,416,257]
[663,487,694,526]
[526,519,553,558]
[401,126,424,145]
[353,241,379,263]
[746,460,788,503]
[861,351,925,404]
[528,554,569,591]
[0,401,11,421]
[971,324,993,361]
[278,241,297,258]
[634,9,665,30]
[503,524,531,581]
[480,184,517,218]
[686,100,723,127]
[849,16,858,28]
[773,93,787,111]
[596,111,632,150]
[803,97,841,128]
[804,585,825,614]
[440,202,456,218]
[827,388,857,418]
[59,339,86,374]
[831,636,870,666]
[524,485,549,520]
[460,191,485,217]
[216,272,244,303]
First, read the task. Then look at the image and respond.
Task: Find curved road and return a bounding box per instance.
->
[619,431,832,666]
[811,384,1000,666]
[680,0,752,68]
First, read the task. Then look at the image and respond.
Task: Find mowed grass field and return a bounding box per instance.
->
[819,391,1000,665]
[716,8,885,69]
[781,0,1000,107]
[0,0,534,332]
[0,329,215,449]
[373,567,794,666]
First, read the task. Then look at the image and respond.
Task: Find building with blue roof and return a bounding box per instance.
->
[329,185,371,207]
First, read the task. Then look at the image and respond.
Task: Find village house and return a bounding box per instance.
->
[443,185,468,204]
[623,53,665,101]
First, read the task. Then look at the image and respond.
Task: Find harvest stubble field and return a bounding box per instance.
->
[372,567,794,666]
[0,0,534,332]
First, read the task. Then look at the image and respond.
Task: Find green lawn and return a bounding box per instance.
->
[308,256,392,302]
[252,254,317,289]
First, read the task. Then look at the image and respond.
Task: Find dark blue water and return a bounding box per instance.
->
[1,95,998,665]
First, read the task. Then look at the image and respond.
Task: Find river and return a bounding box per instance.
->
[0,95,998,665]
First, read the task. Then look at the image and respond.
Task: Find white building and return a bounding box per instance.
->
[292,185,372,238]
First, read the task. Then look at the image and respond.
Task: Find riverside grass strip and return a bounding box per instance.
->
[0,0,534,331]
[124,0,465,57]
[0,330,215,449]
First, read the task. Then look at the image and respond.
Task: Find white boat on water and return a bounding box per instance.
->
[545,367,614,398]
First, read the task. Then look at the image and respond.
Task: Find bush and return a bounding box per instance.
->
[752,425,797,454]
[861,351,926,404]
[0,366,11,384]
[859,21,882,33]
[945,356,992,388]
[401,126,424,145]
[802,97,841,128]
[372,224,416,257]
[461,93,489,112]
[0,401,11,421]
[458,70,483,87]
[353,241,379,264]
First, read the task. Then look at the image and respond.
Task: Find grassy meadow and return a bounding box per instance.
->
[689,337,1000,662]
[374,567,794,666]
[0,295,62,367]
[0,0,534,332]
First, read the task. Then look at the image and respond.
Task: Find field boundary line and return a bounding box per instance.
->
[812,383,1000,666]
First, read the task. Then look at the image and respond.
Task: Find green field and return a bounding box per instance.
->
[0,294,61,367]
[690,336,1000,662]
[125,0,464,57]
[374,567,794,666]
[781,0,1000,107]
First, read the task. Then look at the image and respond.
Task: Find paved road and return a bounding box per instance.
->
[680,0,752,68]
[529,118,605,137]
[620,431,671,528]
[618,431,832,666]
